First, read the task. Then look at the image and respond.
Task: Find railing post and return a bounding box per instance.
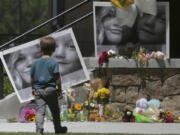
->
[0,61,3,99]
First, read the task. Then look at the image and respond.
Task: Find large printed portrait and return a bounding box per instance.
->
[93,1,169,58]
[1,28,89,103]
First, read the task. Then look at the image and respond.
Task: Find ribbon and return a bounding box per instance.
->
[111,0,134,9]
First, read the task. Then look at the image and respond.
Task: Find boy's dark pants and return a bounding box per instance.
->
[34,87,61,132]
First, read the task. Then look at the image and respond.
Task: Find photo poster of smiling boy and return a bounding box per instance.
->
[0,28,90,103]
[93,1,169,58]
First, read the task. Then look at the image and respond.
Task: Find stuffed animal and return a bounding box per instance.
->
[89,109,101,122]
[148,99,161,109]
[134,98,148,114]
[122,109,135,122]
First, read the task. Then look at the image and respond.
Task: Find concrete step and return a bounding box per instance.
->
[0,121,180,134]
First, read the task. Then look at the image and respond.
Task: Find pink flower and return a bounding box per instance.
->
[145,53,151,59]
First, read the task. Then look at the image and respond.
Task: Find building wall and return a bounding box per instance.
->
[63,0,95,57]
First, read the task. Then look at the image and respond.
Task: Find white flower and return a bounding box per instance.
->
[108,49,116,55]
[90,103,95,108]
[156,51,164,59]
[150,51,156,58]
[118,56,124,59]
[151,51,165,59]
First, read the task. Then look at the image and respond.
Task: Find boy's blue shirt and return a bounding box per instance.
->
[30,57,59,89]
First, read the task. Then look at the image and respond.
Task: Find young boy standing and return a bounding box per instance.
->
[30,37,67,134]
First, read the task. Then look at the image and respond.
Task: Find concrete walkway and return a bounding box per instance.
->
[0,120,180,134]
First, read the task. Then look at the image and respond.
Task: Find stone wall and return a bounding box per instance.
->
[95,68,180,116]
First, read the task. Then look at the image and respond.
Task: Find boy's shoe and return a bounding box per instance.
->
[55,126,67,134]
[36,128,44,134]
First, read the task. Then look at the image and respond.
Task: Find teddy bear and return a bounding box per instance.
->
[134,98,148,114]
[89,109,101,122]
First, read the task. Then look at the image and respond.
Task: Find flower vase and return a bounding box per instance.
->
[60,105,68,121]
[80,110,85,121]
[83,109,89,121]
[98,104,104,116]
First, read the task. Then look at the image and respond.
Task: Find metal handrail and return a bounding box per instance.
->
[0,0,89,50]
[56,11,93,32]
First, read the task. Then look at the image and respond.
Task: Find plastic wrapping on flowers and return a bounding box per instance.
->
[18,102,37,123]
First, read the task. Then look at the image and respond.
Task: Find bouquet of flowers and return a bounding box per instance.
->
[18,102,36,123]
[24,109,36,122]
[165,110,174,123]
[99,50,121,66]
[136,48,165,64]
[94,87,110,104]
[72,103,85,121]
[19,108,36,123]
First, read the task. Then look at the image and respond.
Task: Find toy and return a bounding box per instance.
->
[148,99,161,109]
[122,107,135,122]
[134,98,148,114]
[89,109,101,122]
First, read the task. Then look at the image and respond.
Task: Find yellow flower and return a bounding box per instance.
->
[100,92,105,99]
[68,108,73,114]
[111,0,134,9]
[166,110,172,117]
[137,49,148,64]
[31,117,36,122]
[96,88,110,99]
[94,92,98,99]
[104,88,110,95]
[74,103,82,111]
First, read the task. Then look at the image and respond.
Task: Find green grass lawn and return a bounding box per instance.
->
[0,133,179,135]
[0,133,130,135]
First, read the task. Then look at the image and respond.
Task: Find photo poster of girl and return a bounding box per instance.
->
[0,28,90,103]
[93,1,169,58]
